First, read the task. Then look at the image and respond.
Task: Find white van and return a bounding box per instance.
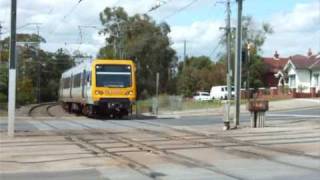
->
[210,86,234,100]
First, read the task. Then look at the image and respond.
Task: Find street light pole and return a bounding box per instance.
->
[234,0,243,127]
[8,0,17,137]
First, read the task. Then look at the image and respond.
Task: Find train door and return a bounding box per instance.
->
[86,71,92,103]
[82,70,86,98]
[70,74,73,98]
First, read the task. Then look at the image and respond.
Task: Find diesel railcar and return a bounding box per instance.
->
[59,59,136,118]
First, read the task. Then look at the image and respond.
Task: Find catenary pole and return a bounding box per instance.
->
[234,0,243,127]
[8,0,17,137]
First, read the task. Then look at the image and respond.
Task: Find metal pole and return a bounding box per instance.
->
[226,0,232,127]
[183,40,186,61]
[0,22,3,63]
[247,44,250,100]
[8,0,17,137]
[234,0,243,127]
[36,25,41,103]
[155,72,160,115]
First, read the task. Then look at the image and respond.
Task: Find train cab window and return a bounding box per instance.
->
[96,65,132,88]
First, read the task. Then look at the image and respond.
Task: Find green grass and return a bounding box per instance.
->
[0,103,7,116]
[181,99,222,110]
[136,95,224,113]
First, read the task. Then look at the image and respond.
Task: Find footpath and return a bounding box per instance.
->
[155,98,320,117]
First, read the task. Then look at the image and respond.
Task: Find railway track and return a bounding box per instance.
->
[15,104,320,179]
[28,102,63,118]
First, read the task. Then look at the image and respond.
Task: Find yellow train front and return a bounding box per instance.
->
[59,59,137,118]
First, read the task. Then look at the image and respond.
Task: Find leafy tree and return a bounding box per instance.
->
[98,7,178,98]
[218,16,273,89]
[0,66,8,103]
[177,56,226,97]
[0,34,74,105]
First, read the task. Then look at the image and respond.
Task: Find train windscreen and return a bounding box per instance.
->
[96,65,132,88]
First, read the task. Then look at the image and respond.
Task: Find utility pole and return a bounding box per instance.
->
[35,24,41,103]
[8,0,17,137]
[155,72,160,115]
[0,22,3,63]
[234,0,243,127]
[183,40,187,61]
[220,0,232,129]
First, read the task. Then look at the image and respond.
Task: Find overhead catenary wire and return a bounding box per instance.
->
[113,0,122,7]
[209,42,222,59]
[148,0,172,13]
[161,0,200,21]
[63,0,86,20]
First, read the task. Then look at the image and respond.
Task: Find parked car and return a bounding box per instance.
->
[193,91,211,101]
[210,86,235,100]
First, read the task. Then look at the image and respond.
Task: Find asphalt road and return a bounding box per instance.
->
[0,106,319,132]
[155,107,320,126]
[0,107,319,180]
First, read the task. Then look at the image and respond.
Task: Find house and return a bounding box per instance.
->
[262,51,289,87]
[283,52,320,93]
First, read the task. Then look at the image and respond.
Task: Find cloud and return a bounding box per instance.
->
[0,0,319,59]
[169,20,224,59]
[263,1,320,56]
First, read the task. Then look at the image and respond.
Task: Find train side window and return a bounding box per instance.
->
[63,77,70,89]
[73,73,81,87]
[82,71,86,84]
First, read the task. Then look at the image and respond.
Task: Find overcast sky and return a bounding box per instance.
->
[0,0,319,60]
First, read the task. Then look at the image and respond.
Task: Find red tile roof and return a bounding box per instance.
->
[263,57,289,73]
[310,58,320,70]
[289,55,319,69]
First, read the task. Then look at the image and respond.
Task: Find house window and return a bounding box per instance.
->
[314,74,319,87]
[289,75,296,88]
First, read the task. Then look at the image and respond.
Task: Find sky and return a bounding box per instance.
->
[0,0,319,60]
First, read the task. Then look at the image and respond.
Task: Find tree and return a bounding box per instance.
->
[98,7,178,98]
[218,16,273,89]
[0,34,74,105]
[177,56,226,97]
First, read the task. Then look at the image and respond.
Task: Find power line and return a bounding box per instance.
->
[209,42,221,58]
[161,0,200,20]
[113,0,122,7]
[46,0,86,44]
[63,0,86,20]
[148,0,171,12]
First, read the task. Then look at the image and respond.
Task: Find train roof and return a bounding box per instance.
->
[61,59,135,78]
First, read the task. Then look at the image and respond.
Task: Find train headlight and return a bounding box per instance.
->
[95,90,104,95]
[125,90,133,95]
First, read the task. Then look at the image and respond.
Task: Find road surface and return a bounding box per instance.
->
[0,106,319,180]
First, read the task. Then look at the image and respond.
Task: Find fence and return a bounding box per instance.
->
[135,95,223,115]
